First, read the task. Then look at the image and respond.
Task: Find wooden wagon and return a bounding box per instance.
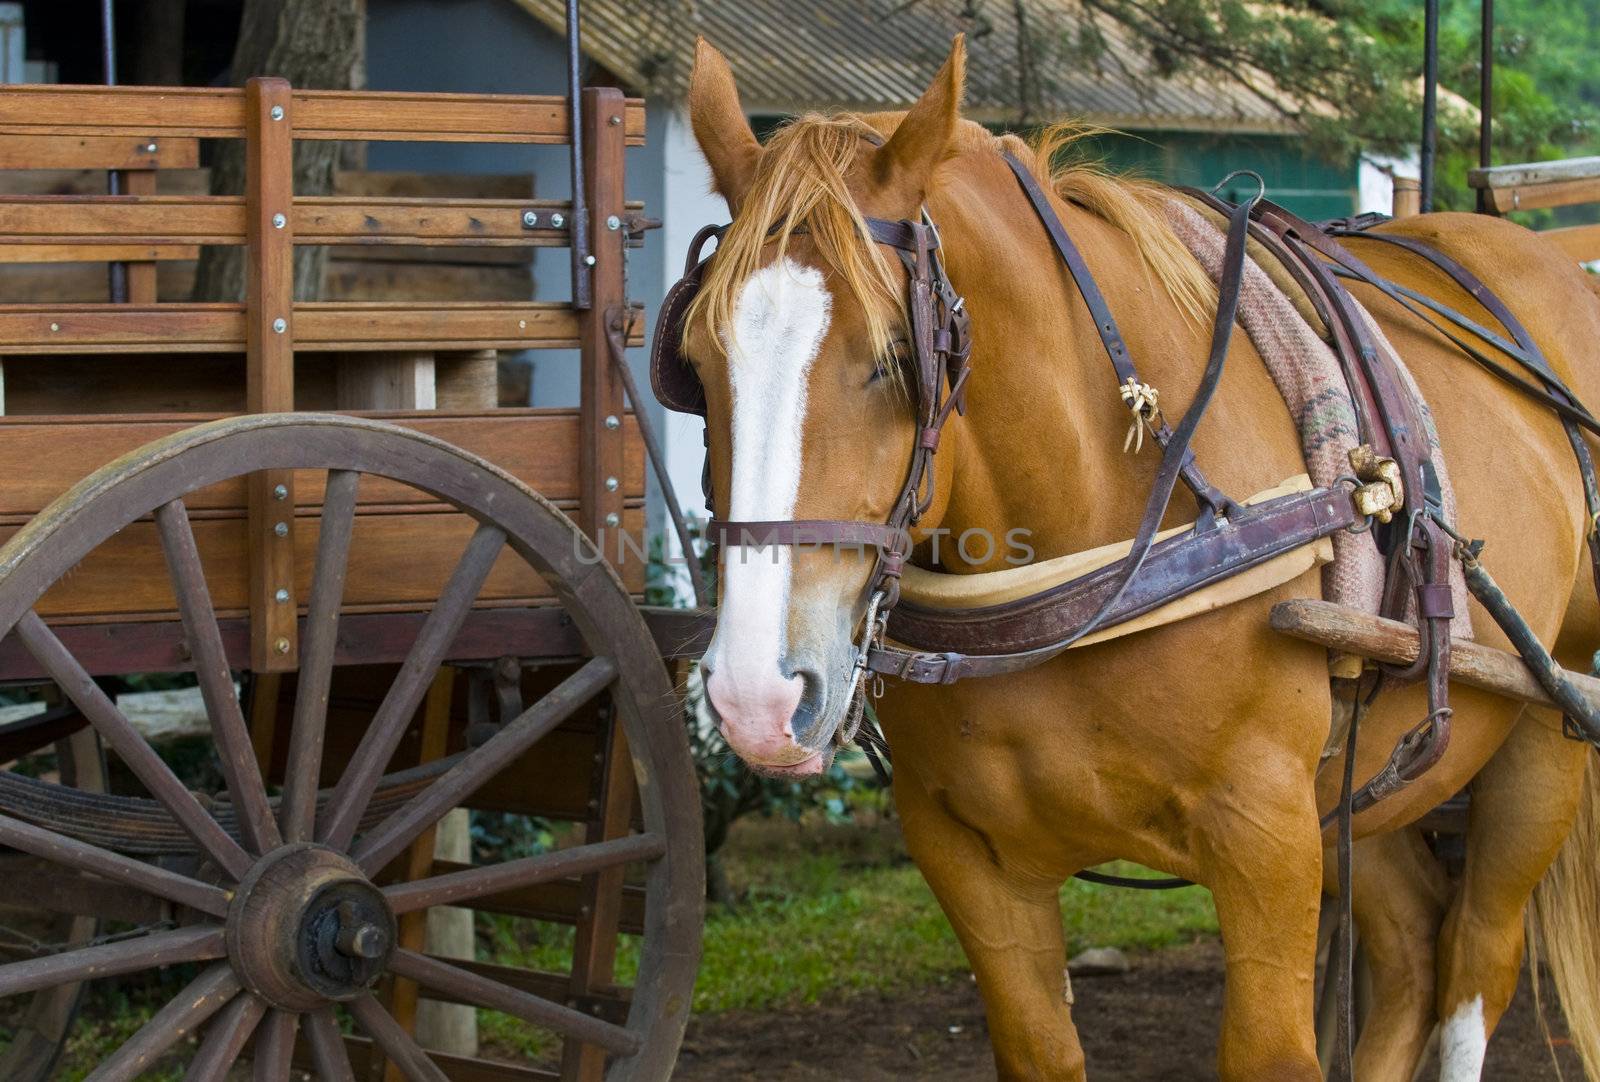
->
[0,72,705,1082]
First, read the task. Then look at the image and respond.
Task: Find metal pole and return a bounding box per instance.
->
[566,0,592,310]
[1477,0,1495,212]
[1421,0,1439,213]
[102,0,128,302]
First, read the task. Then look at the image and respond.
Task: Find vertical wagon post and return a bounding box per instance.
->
[564,82,637,1082]
[245,77,299,673]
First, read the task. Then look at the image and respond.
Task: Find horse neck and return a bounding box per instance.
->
[927,156,1220,563]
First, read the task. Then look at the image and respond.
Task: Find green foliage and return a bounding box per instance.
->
[1014,0,1600,205]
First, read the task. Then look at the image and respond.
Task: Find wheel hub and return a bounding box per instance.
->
[225,844,396,1010]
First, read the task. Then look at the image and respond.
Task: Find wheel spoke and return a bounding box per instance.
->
[156,500,281,854]
[388,948,641,1056]
[182,992,266,1082]
[251,1008,297,1082]
[347,993,449,1082]
[281,469,360,844]
[384,831,664,915]
[0,921,224,999]
[317,523,506,851]
[14,612,253,880]
[0,810,229,918]
[354,656,617,874]
[84,962,238,1082]
[304,1006,356,1082]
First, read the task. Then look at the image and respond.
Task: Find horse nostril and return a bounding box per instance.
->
[787,668,827,746]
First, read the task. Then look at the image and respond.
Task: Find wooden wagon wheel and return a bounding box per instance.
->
[0,414,704,1081]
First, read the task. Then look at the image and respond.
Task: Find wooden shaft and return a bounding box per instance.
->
[355,655,616,874]
[156,499,281,854]
[182,994,266,1082]
[279,468,360,844]
[383,830,664,915]
[388,948,641,1055]
[88,964,239,1082]
[0,811,229,917]
[0,925,225,998]
[250,1009,297,1082]
[1270,599,1600,712]
[303,1008,357,1082]
[347,994,449,1082]
[245,76,298,673]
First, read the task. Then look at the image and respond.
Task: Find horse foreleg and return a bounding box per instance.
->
[1434,707,1587,1081]
[1323,829,1449,1080]
[1198,782,1325,1082]
[896,769,1085,1081]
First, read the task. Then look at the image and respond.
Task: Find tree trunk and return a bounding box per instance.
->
[191,0,364,302]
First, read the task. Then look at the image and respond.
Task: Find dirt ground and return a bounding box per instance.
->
[673,941,1582,1080]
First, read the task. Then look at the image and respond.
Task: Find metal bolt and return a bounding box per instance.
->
[604,476,619,492]
[275,588,290,603]
[274,521,289,538]
[584,255,597,266]
[272,213,286,229]
[522,210,539,228]
[274,637,291,655]
[337,923,385,960]
[608,115,622,126]
[49,322,59,332]
[550,212,565,229]
[604,414,620,430]
[270,105,284,121]
[272,317,287,334]
[605,215,621,231]
[145,142,158,153]
[604,512,620,528]
[272,484,288,500]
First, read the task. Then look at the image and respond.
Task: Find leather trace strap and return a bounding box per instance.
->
[869,163,1279,682]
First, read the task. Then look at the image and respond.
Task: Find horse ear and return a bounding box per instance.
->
[876,35,966,199]
[688,38,760,211]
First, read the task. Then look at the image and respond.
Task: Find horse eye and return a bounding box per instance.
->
[868,341,911,384]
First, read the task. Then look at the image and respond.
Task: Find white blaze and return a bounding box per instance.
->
[705,258,832,702]
[1439,995,1487,1082]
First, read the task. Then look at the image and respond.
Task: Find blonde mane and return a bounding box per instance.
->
[685,113,1216,367]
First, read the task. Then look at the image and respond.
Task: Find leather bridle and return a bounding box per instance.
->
[653,207,973,733]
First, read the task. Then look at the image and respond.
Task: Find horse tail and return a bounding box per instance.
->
[1528,748,1600,1080]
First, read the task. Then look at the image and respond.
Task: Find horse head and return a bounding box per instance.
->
[681,37,969,776]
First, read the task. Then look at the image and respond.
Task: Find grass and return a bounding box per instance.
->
[32,812,1219,1072]
[478,814,1218,1060]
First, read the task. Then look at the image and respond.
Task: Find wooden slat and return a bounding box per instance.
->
[0,134,199,171]
[14,504,645,621]
[412,957,630,1024]
[0,302,643,354]
[0,196,592,248]
[0,410,646,517]
[1469,155,1600,190]
[421,859,646,934]
[0,85,645,147]
[0,243,199,264]
[1543,222,1600,263]
[1479,176,1600,215]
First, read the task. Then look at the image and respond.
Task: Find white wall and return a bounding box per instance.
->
[656,108,728,585]
[1358,152,1421,215]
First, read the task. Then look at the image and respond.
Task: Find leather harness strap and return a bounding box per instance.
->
[1004,154,1236,519]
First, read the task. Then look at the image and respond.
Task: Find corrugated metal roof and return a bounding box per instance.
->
[509,0,1304,133]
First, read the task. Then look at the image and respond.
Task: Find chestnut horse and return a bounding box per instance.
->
[681,35,1600,1081]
